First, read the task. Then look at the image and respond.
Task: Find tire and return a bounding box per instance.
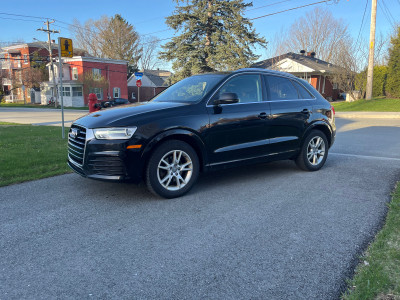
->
[145,140,200,198]
[295,130,329,171]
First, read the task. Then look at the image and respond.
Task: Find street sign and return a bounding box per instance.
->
[135,72,143,79]
[59,38,73,58]
[136,80,142,87]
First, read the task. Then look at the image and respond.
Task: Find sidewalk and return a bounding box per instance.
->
[336,111,400,119]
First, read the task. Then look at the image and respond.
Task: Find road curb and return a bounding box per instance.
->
[335,112,400,119]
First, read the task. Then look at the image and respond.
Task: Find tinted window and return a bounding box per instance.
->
[266,76,299,100]
[292,80,314,99]
[215,74,262,103]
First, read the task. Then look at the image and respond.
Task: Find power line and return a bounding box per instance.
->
[0,16,44,23]
[247,0,294,11]
[249,0,332,20]
[0,12,49,19]
[355,0,369,49]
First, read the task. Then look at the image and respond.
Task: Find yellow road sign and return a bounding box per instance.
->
[60,38,73,57]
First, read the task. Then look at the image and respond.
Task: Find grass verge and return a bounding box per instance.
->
[332,98,400,112]
[0,103,88,110]
[0,124,71,187]
[343,183,400,299]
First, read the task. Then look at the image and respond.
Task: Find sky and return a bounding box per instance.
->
[0,0,399,70]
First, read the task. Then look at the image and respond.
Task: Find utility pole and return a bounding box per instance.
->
[37,20,59,107]
[366,0,377,100]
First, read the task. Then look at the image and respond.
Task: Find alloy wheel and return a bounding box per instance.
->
[157,150,193,191]
[307,136,325,166]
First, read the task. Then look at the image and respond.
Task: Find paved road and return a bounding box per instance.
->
[0,107,88,127]
[1,117,400,299]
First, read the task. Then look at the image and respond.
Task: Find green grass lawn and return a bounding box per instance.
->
[0,124,71,187]
[332,98,400,112]
[0,103,88,110]
[343,183,400,299]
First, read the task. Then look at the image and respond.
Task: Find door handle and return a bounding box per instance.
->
[302,109,310,114]
[258,112,268,119]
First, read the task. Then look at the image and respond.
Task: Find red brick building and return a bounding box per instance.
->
[41,56,128,107]
[0,42,59,103]
[252,52,343,101]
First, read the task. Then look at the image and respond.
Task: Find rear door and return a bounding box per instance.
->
[264,75,314,154]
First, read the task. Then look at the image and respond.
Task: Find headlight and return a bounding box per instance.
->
[93,127,137,140]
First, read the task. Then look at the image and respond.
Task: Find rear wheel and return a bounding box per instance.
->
[145,140,199,198]
[295,130,328,171]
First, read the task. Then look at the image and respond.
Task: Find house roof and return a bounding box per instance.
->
[128,69,171,87]
[1,42,90,56]
[252,52,342,74]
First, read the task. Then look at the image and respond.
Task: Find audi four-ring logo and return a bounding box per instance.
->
[69,128,79,139]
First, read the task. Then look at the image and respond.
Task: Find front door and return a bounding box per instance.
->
[205,74,270,165]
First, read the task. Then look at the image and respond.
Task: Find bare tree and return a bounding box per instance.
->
[274,7,351,64]
[70,15,141,68]
[70,17,108,58]
[139,36,160,70]
[82,71,109,99]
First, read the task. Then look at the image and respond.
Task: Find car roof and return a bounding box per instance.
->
[192,68,297,79]
[233,68,297,78]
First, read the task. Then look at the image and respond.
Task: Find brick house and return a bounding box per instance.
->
[0,42,59,103]
[252,52,343,101]
[41,56,128,107]
[127,69,171,102]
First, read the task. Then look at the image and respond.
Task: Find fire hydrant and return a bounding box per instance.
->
[88,93,101,113]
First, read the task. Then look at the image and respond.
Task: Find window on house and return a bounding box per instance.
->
[72,86,83,96]
[333,83,338,89]
[23,54,28,64]
[113,87,120,98]
[92,68,101,80]
[72,68,78,80]
[62,87,71,97]
[89,87,103,100]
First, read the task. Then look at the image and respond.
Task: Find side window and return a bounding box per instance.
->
[215,74,262,103]
[292,80,314,99]
[266,76,299,100]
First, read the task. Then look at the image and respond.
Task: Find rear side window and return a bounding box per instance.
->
[292,80,314,99]
[265,76,299,100]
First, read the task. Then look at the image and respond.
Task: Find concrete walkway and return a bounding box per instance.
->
[336,111,400,119]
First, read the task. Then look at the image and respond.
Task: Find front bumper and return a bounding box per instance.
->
[67,127,145,183]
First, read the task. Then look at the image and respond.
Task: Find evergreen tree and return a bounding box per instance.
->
[159,0,267,82]
[386,26,400,98]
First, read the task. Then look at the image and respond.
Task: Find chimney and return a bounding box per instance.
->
[300,50,306,55]
[307,51,316,58]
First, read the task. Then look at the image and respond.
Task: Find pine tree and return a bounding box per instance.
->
[159,0,267,82]
[386,26,400,98]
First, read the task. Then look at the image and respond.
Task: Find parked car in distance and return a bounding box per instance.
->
[68,68,336,198]
[101,98,130,108]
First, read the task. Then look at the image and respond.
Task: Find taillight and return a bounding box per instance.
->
[331,106,335,115]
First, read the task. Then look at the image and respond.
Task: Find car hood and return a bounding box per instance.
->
[74,101,188,128]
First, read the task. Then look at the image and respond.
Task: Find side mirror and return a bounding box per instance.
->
[214,92,239,105]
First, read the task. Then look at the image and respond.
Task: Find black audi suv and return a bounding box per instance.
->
[68,68,336,198]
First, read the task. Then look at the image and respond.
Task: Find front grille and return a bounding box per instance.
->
[87,156,126,176]
[68,125,87,166]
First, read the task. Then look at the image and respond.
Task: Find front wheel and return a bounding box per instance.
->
[295,130,328,171]
[145,140,200,198]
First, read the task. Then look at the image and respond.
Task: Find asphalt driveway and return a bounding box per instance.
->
[1,117,400,299]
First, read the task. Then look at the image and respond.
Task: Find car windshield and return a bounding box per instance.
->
[152,74,226,103]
